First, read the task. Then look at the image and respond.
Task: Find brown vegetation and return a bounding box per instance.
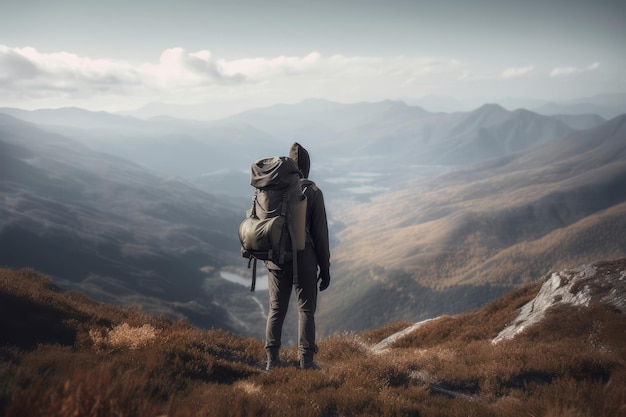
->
[1,268,625,417]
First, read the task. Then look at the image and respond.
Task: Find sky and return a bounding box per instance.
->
[1,0,625,119]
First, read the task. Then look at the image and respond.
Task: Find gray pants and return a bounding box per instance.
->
[265,246,318,357]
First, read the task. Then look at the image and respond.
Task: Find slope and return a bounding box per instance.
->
[1,259,624,417]
[0,106,282,184]
[320,115,626,333]
[0,113,244,330]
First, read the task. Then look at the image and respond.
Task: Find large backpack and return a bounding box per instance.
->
[238,156,307,291]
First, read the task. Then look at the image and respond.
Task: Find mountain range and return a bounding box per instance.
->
[119,93,626,120]
[0,98,609,177]
[404,93,626,119]
[1,99,625,338]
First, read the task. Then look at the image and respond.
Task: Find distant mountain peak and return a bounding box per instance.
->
[463,103,511,124]
[473,102,508,114]
[297,97,340,105]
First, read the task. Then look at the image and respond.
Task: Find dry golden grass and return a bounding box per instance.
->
[1,268,625,417]
[334,159,626,289]
[90,323,157,351]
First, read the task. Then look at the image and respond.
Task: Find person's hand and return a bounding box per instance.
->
[318,268,330,291]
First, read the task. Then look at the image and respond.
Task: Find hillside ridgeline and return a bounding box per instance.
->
[1,259,624,417]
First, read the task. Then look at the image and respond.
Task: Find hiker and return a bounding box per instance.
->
[265,142,331,371]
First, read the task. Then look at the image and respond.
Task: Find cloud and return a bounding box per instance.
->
[500,65,534,79]
[139,47,245,86]
[458,65,534,82]
[219,51,323,79]
[0,46,41,81]
[0,45,470,109]
[550,62,600,77]
[0,45,141,97]
[0,45,609,114]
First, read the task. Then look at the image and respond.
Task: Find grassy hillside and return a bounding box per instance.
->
[1,264,624,417]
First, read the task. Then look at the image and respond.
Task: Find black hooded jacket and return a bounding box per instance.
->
[271,143,330,272]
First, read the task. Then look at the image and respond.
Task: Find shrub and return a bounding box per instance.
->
[90,323,157,351]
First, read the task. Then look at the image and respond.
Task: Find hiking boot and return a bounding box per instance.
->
[300,355,322,370]
[266,358,289,371]
[265,349,289,371]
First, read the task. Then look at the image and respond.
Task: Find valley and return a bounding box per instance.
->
[1,98,625,339]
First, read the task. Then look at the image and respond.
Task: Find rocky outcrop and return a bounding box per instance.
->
[372,317,440,353]
[492,258,626,344]
[370,259,626,349]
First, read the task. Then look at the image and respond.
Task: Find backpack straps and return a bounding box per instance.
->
[286,205,299,287]
[278,193,288,264]
[278,193,299,286]
[248,256,257,292]
[250,191,258,217]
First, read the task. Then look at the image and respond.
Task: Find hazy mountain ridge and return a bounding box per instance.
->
[1,99,606,184]
[221,100,596,165]
[118,92,626,120]
[0,106,148,130]
[0,113,248,331]
[405,92,626,119]
[533,93,626,119]
[416,105,576,164]
[0,106,281,184]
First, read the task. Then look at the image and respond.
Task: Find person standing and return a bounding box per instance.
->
[265,142,331,370]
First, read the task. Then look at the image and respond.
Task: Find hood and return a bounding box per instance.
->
[289,142,311,178]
